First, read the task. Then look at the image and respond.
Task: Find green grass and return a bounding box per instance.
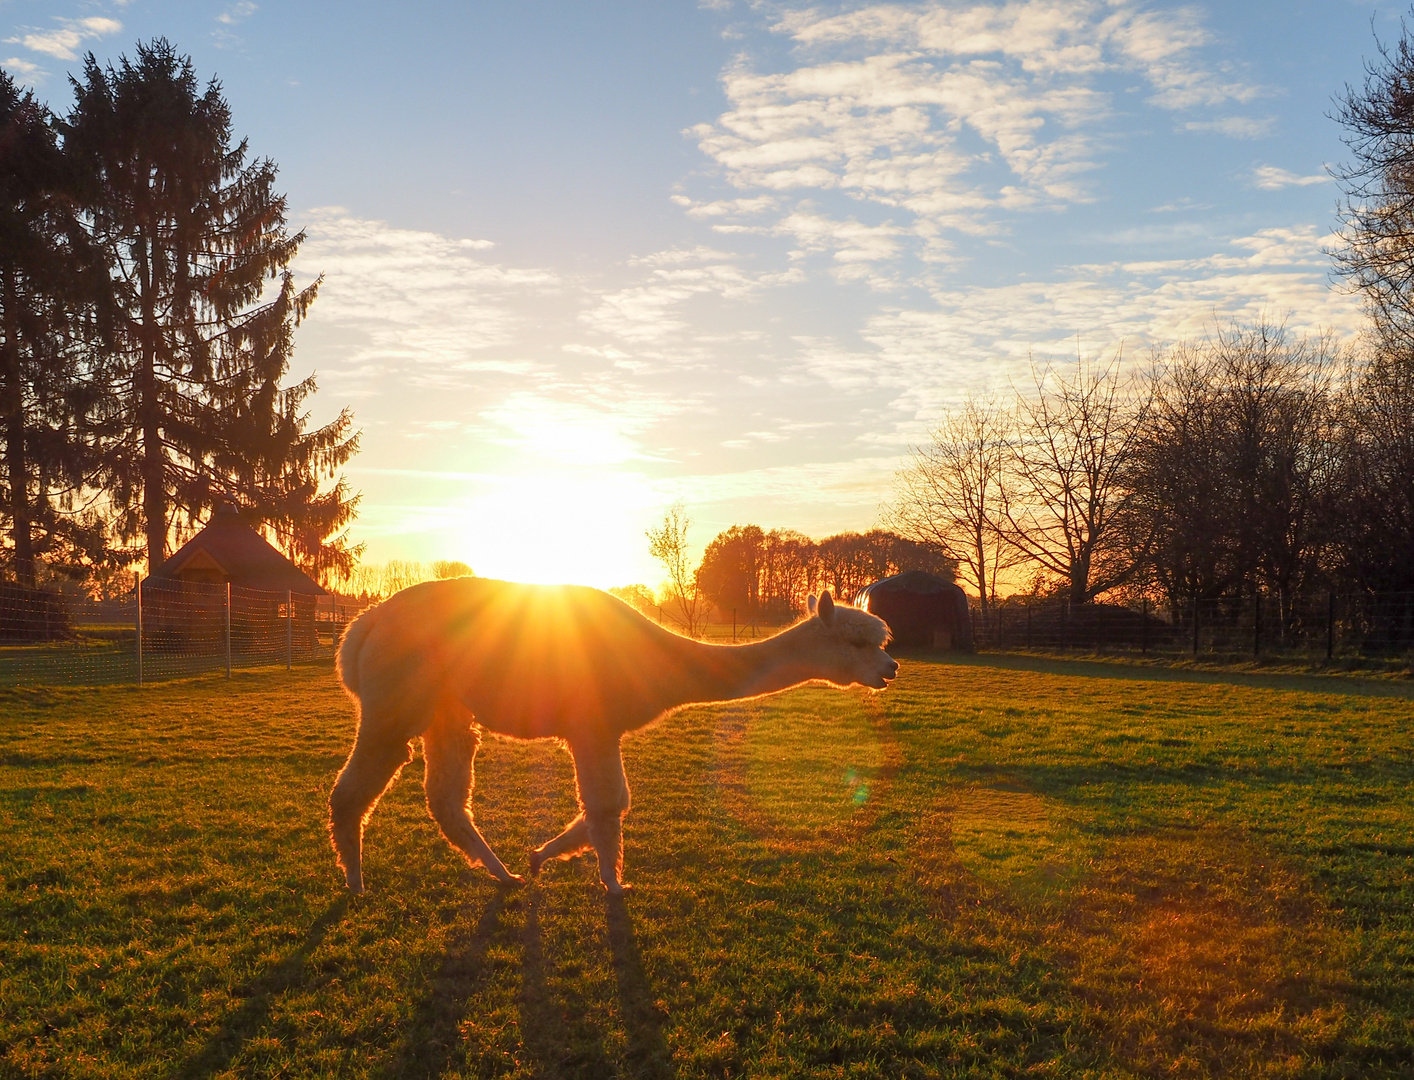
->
[3,655,1414,1078]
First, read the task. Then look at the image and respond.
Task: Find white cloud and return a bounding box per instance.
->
[1252,164,1329,190]
[776,210,906,261]
[1182,115,1274,138]
[2,57,45,84]
[672,194,780,219]
[218,2,258,26]
[687,1,1268,267]
[582,246,803,343]
[293,209,558,390]
[7,17,121,61]
[1148,197,1211,213]
[861,224,1362,418]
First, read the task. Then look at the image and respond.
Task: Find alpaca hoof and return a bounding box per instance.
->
[528,850,545,877]
[498,872,526,888]
[604,881,633,896]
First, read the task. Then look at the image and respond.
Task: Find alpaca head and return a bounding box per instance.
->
[803,591,898,689]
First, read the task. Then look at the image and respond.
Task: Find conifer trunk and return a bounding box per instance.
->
[1,269,34,586]
[137,235,165,573]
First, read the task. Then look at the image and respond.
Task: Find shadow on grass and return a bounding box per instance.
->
[172,893,349,1080]
[606,894,673,1078]
[519,894,612,1077]
[514,893,674,1078]
[371,889,512,1080]
[920,650,1414,700]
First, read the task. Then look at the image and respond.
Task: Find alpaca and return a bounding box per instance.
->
[328,577,897,896]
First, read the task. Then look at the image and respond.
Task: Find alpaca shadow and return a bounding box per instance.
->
[518,897,612,1077]
[171,894,349,1080]
[517,895,673,1078]
[605,895,673,1078]
[371,890,512,1080]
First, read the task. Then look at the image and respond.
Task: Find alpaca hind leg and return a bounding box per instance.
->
[329,730,413,894]
[572,740,632,896]
[423,717,523,886]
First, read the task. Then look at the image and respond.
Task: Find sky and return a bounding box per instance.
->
[2,0,1392,588]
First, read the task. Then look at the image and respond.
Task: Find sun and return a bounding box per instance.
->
[454,470,660,589]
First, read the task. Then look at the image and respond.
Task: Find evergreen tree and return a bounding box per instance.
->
[0,70,109,587]
[64,39,358,578]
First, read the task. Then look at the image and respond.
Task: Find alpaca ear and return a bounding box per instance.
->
[807,593,818,616]
[818,590,836,625]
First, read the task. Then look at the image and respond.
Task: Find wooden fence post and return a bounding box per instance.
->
[225,582,232,679]
[286,589,293,671]
[135,573,143,687]
[1192,598,1200,656]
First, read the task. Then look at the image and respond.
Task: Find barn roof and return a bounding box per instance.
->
[855,570,959,604]
[151,503,327,595]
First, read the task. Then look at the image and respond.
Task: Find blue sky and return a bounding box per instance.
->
[3,1,1389,587]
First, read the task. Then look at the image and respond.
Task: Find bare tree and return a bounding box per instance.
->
[646,502,708,637]
[1336,345,1414,591]
[890,392,1018,614]
[1001,354,1151,606]
[334,558,436,600]
[1127,323,1340,611]
[1334,24,1414,349]
[431,559,473,579]
[1123,342,1229,610]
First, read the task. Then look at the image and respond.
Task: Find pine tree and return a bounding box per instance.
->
[65,39,359,578]
[0,70,109,587]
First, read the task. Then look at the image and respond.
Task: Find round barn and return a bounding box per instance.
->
[855,570,974,652]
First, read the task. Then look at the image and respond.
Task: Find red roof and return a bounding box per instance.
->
[151,504,327,595]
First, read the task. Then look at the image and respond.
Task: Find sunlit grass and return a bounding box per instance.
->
[2,656,1413,1077]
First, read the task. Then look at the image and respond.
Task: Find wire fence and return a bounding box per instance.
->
[6,580,1413,685]
[0,579,365,686]
[971,590,1414,662]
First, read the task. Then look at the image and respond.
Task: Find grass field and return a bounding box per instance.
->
[3,654,1414,1078]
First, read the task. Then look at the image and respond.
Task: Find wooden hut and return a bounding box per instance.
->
[143,503,326,651]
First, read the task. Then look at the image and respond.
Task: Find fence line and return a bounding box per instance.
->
[0,578,369,686]
[5,580,1413,685]
[971,590,1414,661]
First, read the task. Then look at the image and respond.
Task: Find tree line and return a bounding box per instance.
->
[891,31,1414,620]
[0,40,358,592]
[639,502,953,634]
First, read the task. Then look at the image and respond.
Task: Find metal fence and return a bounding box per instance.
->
[971,591,1414,662]
[0,579,363,686]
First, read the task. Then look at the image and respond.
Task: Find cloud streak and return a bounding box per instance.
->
[294,208,558,390]
[6,16,120,61]
[686,1,1271,267]
[1252,164,1330,190]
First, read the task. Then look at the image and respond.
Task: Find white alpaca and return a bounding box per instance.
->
[329,577,897,895]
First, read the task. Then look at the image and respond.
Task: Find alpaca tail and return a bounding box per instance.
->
[336,604,380,698]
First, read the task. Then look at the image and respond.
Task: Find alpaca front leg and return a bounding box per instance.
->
[529,814,591,876]
[571,739,632,895]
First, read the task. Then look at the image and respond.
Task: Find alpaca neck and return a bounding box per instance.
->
[669,623,820,706]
